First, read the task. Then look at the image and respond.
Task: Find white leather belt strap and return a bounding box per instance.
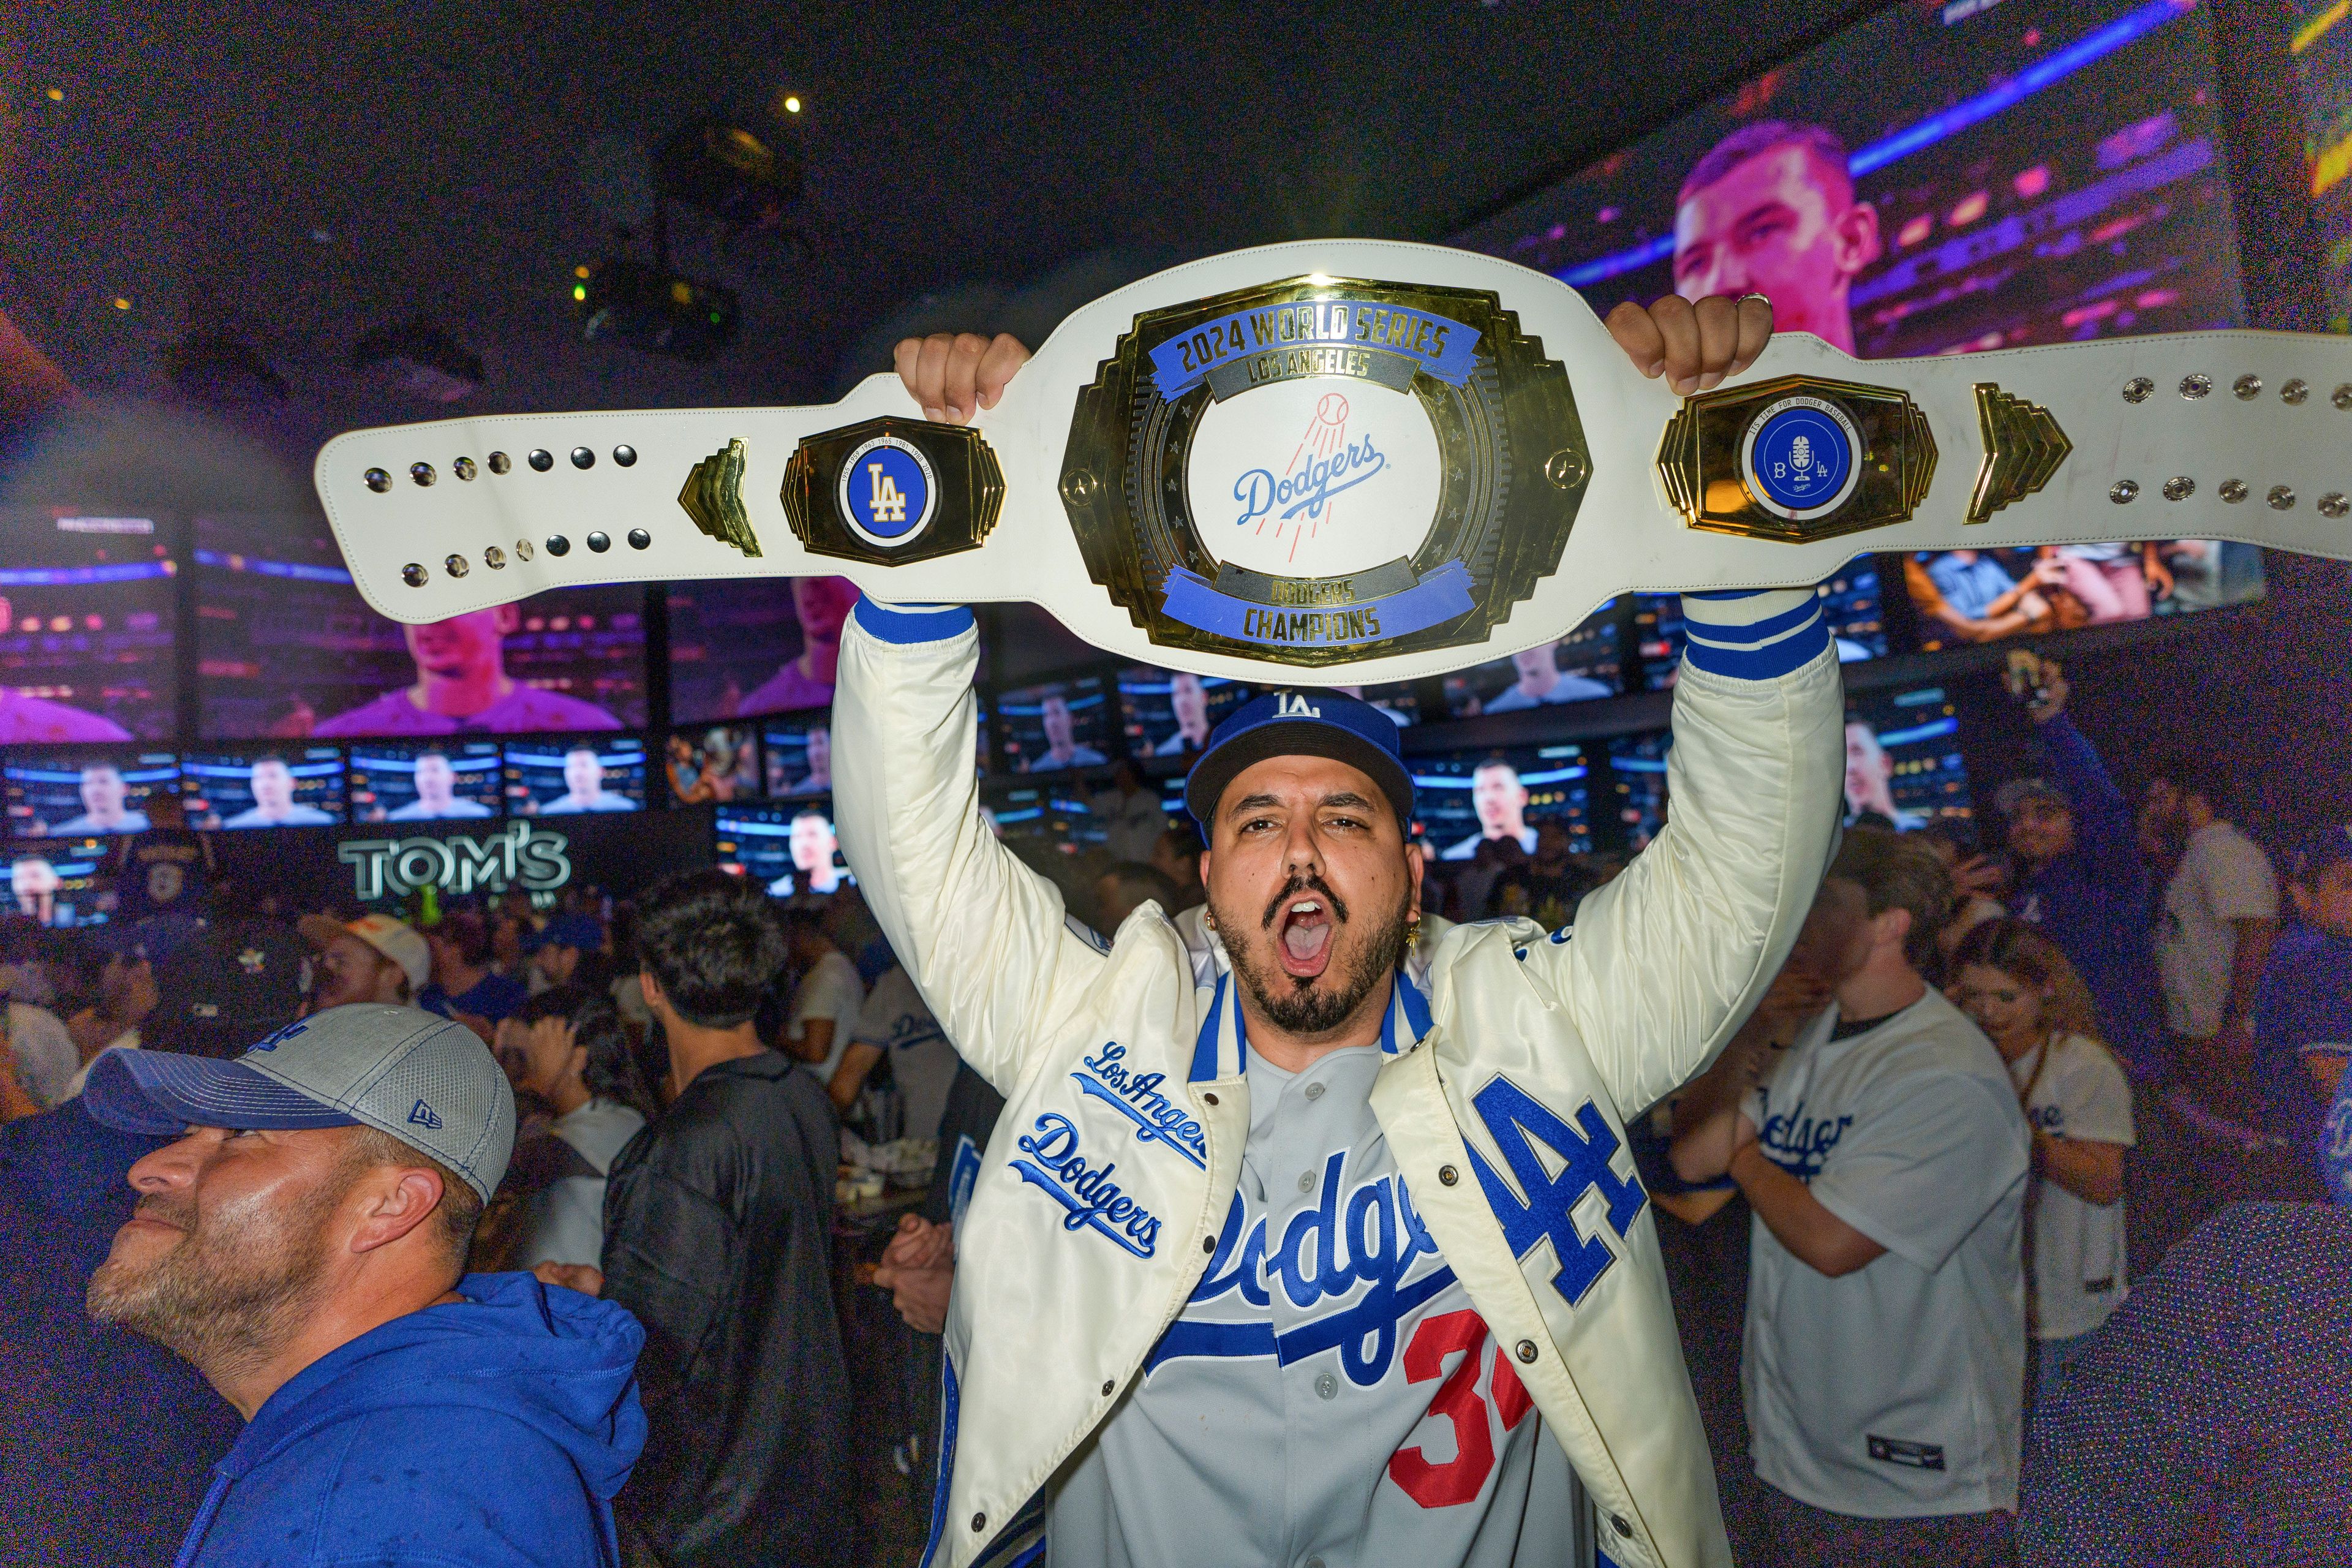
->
[315,238,2352,685]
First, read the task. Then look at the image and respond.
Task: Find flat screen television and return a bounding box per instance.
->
[1441,604,1624,718]
[0,510,178,743]
[1117,668,1252,762]
[713,800,855,897]
[995,674,1117,775]
[2,747,179,837]
[762,714,836,797]
[195,511,647,737]
[669,576,861,722]
[1412,744,1593,862]
[347,739,506,823]
[182,745,347,829]
[503,736,647,816]
[4,835,112,927]
[1452,0,2263,652]
[1844,685,1976,831]
[664,724,761,805]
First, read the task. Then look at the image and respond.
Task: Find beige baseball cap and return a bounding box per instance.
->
[298,912,431,992]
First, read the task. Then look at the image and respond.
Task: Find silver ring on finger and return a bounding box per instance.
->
[1738,292,1771,307]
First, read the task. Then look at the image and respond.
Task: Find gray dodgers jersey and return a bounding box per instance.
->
[1048,1035,1587,1567]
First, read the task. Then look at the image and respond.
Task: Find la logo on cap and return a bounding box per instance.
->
[1275,693,1322,718]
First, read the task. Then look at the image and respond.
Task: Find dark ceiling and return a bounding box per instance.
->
[4,0,1889,480]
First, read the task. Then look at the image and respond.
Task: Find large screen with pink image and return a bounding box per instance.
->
[1450,0,2263,649]
[195,512,645,737]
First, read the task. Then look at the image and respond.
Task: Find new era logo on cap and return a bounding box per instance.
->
[251,1020,310,1053]
[408,1098,444,1131]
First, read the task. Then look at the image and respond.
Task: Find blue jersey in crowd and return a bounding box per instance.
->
[2010,714,2165,1078]
[2253,925,2352,1172]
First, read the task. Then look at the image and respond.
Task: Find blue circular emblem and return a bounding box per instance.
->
[1740,396,1861,520]
[837,436,938,548]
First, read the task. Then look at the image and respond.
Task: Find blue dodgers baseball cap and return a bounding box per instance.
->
[1184,688,1415,842]
[521,913,604,954]
[81,1003,516,1201]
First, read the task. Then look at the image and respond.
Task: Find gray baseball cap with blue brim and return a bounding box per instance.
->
[81,1003,515,1201]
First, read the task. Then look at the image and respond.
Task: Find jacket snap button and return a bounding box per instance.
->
[1102,1380,1115,1396]
[971,1512,987,1532]
[1611,1513,1634,1537]
[1438,1165,1459,1186]
[1515,1340,1539,1364]
[1203,1236,1216,1254]
[1203,1091,1219,1106]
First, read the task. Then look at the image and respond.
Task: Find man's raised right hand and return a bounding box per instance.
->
[894,333,1031,424]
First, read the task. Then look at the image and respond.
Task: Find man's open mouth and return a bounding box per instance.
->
[1276,897,1335,979]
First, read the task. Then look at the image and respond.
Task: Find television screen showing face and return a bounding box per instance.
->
[3,748,178,837]
[713,801,854,897]
[1844,686,1974,831]
[2289,1,2352,331]
[505,737,646,816]
[1607,733,1675,852]
[1414,745,1592,862]
[1449,0,2265,649]
[1441,604,1623,718]
[183,747,347,829]
[5,837,110,927]
[347,740,504,823]
[194,512,647,737]
[1636,560,1888,689]
[1902,542,2264,651]
[1454,0,2242,350]
[761,715,835,797]
[669,576,862,722]
[664,725,760,805]
[987,783,1109,851]
[1118,668,1251,761]
[997,676,1115,774]
[0,510,178,743]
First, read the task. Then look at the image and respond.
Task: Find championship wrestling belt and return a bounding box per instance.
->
[315,239,2352,685]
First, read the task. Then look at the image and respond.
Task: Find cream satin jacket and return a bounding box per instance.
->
[833,595,1844,1568]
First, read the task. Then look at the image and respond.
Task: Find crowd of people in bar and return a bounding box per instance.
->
[2,641,2347,1567]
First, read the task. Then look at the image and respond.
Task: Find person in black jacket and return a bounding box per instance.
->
[540,870,850,1567]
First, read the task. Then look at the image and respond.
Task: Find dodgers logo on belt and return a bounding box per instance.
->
[836,434,938,549]
[1739,394,1861,521]
[1060,276,1594,668]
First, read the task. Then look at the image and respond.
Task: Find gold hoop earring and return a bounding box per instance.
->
[1202,910,1217,932]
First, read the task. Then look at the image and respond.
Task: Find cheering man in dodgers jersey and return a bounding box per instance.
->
[840,295,1841,1568]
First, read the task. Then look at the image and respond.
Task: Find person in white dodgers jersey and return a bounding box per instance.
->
[845,293,1842,1568]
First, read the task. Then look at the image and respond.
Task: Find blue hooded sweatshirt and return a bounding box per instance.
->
[172,1271,647,1568]
[2010,712,2166,1079]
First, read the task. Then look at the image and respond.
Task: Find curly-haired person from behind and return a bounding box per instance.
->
[544,869,851,1568]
